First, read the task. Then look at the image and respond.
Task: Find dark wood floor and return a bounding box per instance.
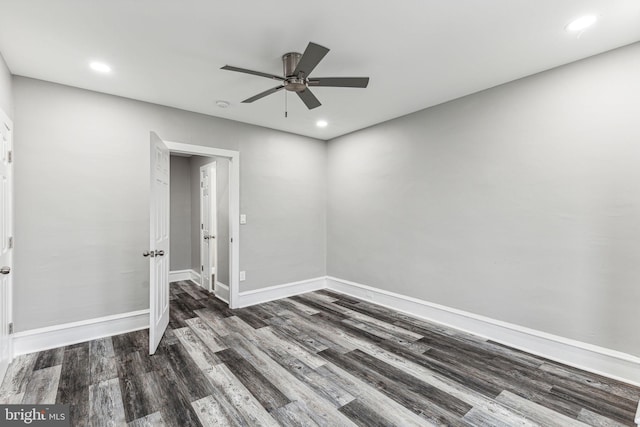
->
[1,281,639,426]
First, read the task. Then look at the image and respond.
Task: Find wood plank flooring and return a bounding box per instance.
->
[2,281,639,426]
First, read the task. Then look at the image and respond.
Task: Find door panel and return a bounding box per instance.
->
[0,112,12,380]
[200,167,211,291]
[149,132,170,355]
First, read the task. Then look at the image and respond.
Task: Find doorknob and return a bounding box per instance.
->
[204,235,215,240]
[0,266,10,275]
[143,251,155,257]
[154,250,165,257]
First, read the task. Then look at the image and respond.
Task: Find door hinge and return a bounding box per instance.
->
[8,322,13,334]
[201,265,204,272]
[7,151,12,163]
[8,236,13,249]
[230,237,233,243]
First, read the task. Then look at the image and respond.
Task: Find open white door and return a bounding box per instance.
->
[200,166,211,291]
[200,162,217,292]
[0,111,13,381]
[148,132,170,355]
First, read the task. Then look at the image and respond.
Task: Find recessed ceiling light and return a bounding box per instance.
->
[216,100,230,108]
[566,15,598,32]
[316,120,328,128]
[89,61,111,73]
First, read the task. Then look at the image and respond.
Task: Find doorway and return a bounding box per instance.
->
[168,154,230,302]
[166,143,239,307]
[148,135,239,354]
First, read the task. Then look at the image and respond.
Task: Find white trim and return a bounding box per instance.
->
[164,141,240,308]
[229,273,640,386]
[326,276,640,387]
[237,277,327,308]
[12,272,640,391]
[165,141,238,159]
[190,270,202,285]
[215,281,230,303]
[635,401,640,426]
[169,269,201,285]
[169,269,194,282]
[13,310,150,356]
[0,108,13,385]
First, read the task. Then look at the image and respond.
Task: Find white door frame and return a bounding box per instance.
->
[0,108,13,382]
[208,163,218,281]
[165,141,240,308]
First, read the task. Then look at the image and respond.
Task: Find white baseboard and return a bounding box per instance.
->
[169,269,201,285]
[169,269,191,282]
[326,276,640,387]
[237,277,326,308]
[13,310,150,356]
[636,403,640,426]
[14,272,640,391]
[215,281,230,303]
[190,270,202,285]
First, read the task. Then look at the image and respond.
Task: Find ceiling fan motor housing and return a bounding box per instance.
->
[282,52,306,92]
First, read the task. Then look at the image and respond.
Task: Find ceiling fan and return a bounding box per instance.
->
[221,42,369,110]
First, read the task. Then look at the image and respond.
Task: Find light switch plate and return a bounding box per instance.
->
[240,214,246,224]
[239,271,246,281]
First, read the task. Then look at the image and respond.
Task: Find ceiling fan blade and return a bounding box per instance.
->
[308,77,370,88]
[221,65,284,81]
[242,85,284,103]
[297,88,322,110]
[293,42,330,77]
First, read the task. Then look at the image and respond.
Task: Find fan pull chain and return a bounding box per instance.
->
[285,91,288,118]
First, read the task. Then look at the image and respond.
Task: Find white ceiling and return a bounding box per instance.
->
[1,0,639,140]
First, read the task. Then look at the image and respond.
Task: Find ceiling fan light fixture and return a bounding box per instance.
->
[316,120,328,128]
[566,15,598,32]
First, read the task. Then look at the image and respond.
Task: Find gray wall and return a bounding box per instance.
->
[189,156,230,286]
[13,76,326,332]
[0,52,12,119]
[327,42,640,357]
[169,155,192,270]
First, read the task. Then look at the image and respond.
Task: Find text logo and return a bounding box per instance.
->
[0,405,69,426]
